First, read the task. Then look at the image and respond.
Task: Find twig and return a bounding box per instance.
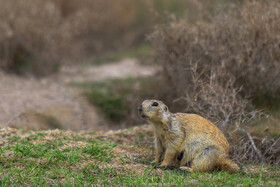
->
[238,128,264,161]
[220,113,231,131]
[263,137,280,157]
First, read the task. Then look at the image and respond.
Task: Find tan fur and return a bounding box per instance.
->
[138,99,240,173]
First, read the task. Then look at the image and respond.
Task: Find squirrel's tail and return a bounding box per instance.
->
[216,157,240,173]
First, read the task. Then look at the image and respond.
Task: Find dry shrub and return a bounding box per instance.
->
[151,0,280,97]
[0,0,69,75]
[59,0,144,54]
[230,130,280,165]
[0,0,152,75]
[149,0,280,164]
[182,64,255,130]
[210,1,280,96]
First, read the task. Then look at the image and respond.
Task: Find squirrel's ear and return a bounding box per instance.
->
[164,106,168,112]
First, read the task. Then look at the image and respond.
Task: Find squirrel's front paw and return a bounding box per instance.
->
[179,166,194,172]
[151,159,160,164]
[160,162,170,168]
[160,164,175,170]
[160,160,169,167]
[159,163,167,167]
[160,161,176,169]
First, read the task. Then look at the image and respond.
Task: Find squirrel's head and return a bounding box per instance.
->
[138,100,170,123]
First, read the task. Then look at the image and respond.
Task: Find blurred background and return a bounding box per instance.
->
[0,0,279,163]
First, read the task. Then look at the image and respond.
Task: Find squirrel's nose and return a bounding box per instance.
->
[138,105,143,112]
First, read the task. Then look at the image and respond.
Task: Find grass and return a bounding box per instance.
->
[110,168,279,186]
[75,79,132,121]
[253,92,280,111]
[247,92,280,139]
[93,43,153,65]
[0,129,117,186]
[247,112,280,140]
[0,127,279,186]
[71,77,151,122]
[35,113,63,129]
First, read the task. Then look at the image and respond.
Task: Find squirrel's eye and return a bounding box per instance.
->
[152,102,158,107]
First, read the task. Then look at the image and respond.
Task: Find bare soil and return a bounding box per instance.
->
[0,58,155,131]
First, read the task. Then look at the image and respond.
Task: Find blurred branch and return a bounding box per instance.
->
[5,112,24,126]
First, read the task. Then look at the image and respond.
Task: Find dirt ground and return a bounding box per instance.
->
[0,58,155,131]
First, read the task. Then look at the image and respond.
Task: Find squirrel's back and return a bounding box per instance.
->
[174,113,230,154]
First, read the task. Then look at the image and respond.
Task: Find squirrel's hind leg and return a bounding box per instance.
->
[185,146,220,172]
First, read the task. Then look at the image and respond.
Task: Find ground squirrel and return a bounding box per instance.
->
[138,99,240,173]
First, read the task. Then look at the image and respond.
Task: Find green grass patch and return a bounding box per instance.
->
[87,90,127,121]
[0,130,118,186]
[93,43,153,65]
[249,92,280,140]
[127,167,279,186]
[3,137,115,163]
[82,142,116,162]
[3,163,277,186]
[35,113,63,129]
[253,92,280,111]
[71,77,151,122]
[0,129,279,186]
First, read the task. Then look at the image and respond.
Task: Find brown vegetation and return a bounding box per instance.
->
[0,0,153,75]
